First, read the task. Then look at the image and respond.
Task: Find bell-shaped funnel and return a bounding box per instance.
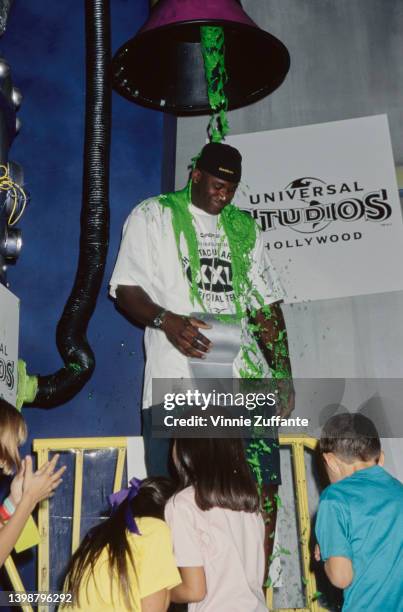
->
[112,0,290,115]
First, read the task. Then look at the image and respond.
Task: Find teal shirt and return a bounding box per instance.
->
[315,465,403,611]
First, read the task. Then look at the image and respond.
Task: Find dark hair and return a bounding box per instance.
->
[173,438,259,513]
[64,477,176,609]
[0,399,27,475]
[320,413,381,463]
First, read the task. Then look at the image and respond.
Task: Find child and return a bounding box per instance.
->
[64,476,181,611]
[165,437,267,611]
[315,412,403,611]
[0,398,65,566]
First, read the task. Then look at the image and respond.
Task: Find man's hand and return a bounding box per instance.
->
[314,543,321,562]
[115,286,213,359]
[162,312,212,358]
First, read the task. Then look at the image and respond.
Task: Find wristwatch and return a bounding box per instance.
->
[152,309,168,329]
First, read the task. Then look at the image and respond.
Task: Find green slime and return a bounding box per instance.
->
[165,26,291,527]
[159,184,256,320]
[200,26,229,143]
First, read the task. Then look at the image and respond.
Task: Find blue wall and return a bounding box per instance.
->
[0,0,164,594]
[3,0,162,443]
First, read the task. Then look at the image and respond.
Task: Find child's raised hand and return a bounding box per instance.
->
[314,543,321,562]
[22,455,66,505]
[9,458,26,507]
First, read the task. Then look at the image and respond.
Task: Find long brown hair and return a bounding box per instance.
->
[64,477,175,609]
[0,399,27,475]
[173,438,259,513]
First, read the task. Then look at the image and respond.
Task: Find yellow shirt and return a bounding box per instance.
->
[67,517,181,611]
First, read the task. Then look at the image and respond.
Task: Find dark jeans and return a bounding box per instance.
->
[142,408,173,477]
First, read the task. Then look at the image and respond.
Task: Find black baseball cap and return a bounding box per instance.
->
[195,142,242,183]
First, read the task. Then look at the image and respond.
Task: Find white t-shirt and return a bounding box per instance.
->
[110,197,284,409]
[165,486,267,612]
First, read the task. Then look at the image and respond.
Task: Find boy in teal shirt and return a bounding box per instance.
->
[315,413,403,611]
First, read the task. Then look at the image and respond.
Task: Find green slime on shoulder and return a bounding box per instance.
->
[158,184,256,321]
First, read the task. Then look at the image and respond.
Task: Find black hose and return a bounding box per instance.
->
[31,0,111,407]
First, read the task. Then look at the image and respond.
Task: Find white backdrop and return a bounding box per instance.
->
[226,115,403,302]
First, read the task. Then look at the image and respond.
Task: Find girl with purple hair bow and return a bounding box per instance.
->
[63,477,181,611]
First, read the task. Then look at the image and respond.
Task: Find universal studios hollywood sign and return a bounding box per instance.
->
[228,115,403,303]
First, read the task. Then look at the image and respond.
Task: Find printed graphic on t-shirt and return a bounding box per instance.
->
[182,230,236,313]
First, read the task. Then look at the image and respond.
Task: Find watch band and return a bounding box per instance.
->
[152,309,167,329]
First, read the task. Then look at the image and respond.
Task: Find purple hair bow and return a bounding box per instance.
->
[108,477,142,534]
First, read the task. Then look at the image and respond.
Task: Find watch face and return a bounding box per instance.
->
[153,311,166,328]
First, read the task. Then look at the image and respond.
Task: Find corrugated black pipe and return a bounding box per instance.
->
[30,0,111,407]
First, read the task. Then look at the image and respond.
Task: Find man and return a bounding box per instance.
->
[110,142,294,564]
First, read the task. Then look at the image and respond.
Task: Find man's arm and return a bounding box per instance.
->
[252,302,294,416]
[253,302,291,377]
[116,284,166,328]
[116,285,211,359]
[169,567,207,604]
